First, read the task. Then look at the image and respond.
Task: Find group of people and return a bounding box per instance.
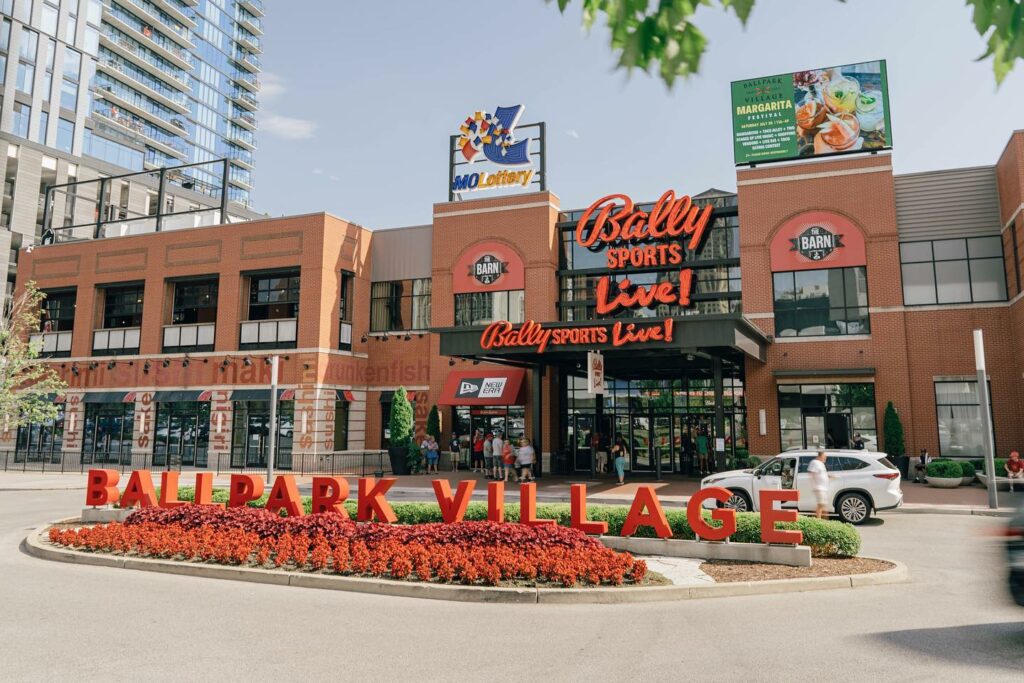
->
[460,429,537,482]
[912,448,1023,490]
[588,431,630,485]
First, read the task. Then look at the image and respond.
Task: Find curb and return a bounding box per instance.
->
[24,522,910,604]
[885,506,1013,518]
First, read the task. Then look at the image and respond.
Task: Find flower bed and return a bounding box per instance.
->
[168,487,862,557]
[49,507,650,588]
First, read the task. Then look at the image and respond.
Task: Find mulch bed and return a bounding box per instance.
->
[699,557,894,583]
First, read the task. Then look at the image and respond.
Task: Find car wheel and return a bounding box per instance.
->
[721,489,752,512]
[836,492,871,525]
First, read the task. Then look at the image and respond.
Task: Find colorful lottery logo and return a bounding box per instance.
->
[456,105,530,166]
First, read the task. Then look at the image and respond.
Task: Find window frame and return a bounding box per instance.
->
[454,289,526,327]
[246,270,300,322]
[369,277,431,332]
[771,266,871,337]
[100,283,144,329]
[899,237,1007,305]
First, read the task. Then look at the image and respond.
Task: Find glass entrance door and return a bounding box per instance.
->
[572,414,594,471]
[153,402,210,468]
[651,415,674,474]
[803,413,825,449]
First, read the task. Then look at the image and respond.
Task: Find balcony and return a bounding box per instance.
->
[102,5,194,71]
[93,78,189,135]
[162,323,215,352]
[230,108,256,131]
[239,0,264,18]
[118,0,195,49]
[236,31,262,54]
[228,168,252,189]
[91,106,189,160]
[149,0,198,29]
[99,27,191,92]
[230,88,259,111]
[96,56,190,113]
[30,331,73,358]
[227,147,254,169]
[237,10,263,36]
[233,49,260,73]
[240,319,297,350]
[233,70,260,93]
[93,327,142,355]
[227,127,256,151]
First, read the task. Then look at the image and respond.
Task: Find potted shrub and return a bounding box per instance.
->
[387,387,414,475]
[926,460,962,488]
[958,460,976,486]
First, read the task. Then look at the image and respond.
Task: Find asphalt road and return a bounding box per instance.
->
[1,490,1021,682]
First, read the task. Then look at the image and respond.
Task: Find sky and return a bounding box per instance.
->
[254,0,1024,228]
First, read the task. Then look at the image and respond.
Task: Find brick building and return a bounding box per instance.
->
[9,130,1024,477]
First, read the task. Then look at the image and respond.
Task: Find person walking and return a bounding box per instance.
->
[807,449,831,519]
[471,429,484,473]
[491,432,505,480]
[501,437,517,482]
[852,433,865,450]
[449,432,461,472]
[482,432,495,479]
[592,430,608,474]
[516,437,536,482]
[1006,450,1023,492]
[696,428,710,476]
[610,436,628,485]
[421,434,440,474]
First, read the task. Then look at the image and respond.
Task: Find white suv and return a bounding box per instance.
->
[700,450,903,524]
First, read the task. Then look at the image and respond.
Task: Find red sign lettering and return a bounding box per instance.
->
[575,190,713,253]
[480,318,673,354]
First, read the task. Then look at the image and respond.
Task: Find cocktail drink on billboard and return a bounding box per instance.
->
[815,113,862,153]
[856,90,885,131]
[824,74,860,114]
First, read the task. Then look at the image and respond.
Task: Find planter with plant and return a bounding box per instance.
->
[957,460,976,486]
[926,460,962,488]
[387,387,414,475]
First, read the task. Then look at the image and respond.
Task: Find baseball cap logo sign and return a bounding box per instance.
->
[790,225,844,261]
[455,377,508,399]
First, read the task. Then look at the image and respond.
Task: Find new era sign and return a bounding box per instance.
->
[455,377,508,400]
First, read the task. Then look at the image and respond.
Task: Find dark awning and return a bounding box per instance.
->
[438,368,526,406]
[379,391,416,403]
[81,391,130,403]
[152,390,204,402]
[230,388,290,401]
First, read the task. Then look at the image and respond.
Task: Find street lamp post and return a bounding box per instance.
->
[973,330,997,510]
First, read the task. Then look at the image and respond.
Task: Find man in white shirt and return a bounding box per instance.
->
[807,450,831,519]
[491,433,504,480]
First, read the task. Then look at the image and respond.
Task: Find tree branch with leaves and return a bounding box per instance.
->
[0,282,68,433]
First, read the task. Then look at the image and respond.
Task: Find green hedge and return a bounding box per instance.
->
[958,461,975,478]
[927,460,962,478]
[171,486,861,557]
[968,458,1009,477]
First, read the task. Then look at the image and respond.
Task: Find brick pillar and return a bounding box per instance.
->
[216,272,241,352]
[208,391,233,471]
[62,394,85,458]
[131,391,156,466]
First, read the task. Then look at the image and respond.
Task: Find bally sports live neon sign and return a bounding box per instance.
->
[480,189,712,353]
[85,469,805,544]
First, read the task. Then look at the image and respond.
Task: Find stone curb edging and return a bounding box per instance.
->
[24,522,909,603]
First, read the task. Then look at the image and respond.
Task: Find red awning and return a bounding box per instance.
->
[438,368,526,406]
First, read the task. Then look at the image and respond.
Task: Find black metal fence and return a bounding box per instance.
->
[0,450,394,477]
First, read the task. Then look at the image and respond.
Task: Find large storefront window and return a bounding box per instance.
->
[152,402,210,468]
[934,381,992,457]
[778,383,876,451]
[370,278,431,332]
[172,279,218,324]
[453,406,526,444]
[900,238,1006,305]
[563,375,747,474]
[102,284,144,328]
[15,407,65,463]
[772,267,869,337]
[454,290,525,326]
[81,402,134,465]
[231,400,294,469]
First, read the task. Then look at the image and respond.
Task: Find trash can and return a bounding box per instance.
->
[894,454,910,479]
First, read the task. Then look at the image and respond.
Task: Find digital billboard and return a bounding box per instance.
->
[731,60,892,165]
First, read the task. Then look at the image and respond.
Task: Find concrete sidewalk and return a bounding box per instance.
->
[2,469,1019,515]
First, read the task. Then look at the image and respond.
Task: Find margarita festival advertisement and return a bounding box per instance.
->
[731,60,892,164]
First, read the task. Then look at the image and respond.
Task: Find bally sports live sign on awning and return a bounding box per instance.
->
[731,60,892,165]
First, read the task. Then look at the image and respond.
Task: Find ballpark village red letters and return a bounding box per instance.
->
[85,469,804,545]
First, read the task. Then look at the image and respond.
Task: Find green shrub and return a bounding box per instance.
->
[388,386,414,447]
[168,488,860,557]
[746,455,761,467]
[882,401,905,457]
[968,458,1009,476]
[969,458,985,471]
[426,405,441,442]
[927,460,962,478]
[958,461,975,478]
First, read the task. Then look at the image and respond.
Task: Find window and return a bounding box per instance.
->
[63,47,81,80]
[152,402,210,468]
[778,383,876,451]
[83,129,144,171]
[1,18,11,51]
[369,278,431,332]
[333,399,349,451]
[248,272,299,320]
[16,60,34,94]
[60,76,78,110]
[19,27,37,61]
[900,238,1007,305]
[41,288,75,332]
[55,117,72,152]
[934,381,993,458]
[15,405,64,463]
[81,402,134,465]
[172,279,218,324]
[40,3,57,36]
[230,400,294,469]
[36,110,48,144]
[12,102,30,138]
[772,266,869,337]
[338,270,353,351]
[101,284,144,328]
[455,290,525,326]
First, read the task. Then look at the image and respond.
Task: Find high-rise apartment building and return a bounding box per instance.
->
[0,0,263,299]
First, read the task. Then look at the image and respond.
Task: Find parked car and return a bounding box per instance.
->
[1007,499,1024,606]
[700,449,903,524]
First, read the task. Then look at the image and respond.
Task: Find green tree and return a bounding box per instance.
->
[0,282,68,432]
[551,0,1021,87]
[882,401,905,457]
[426,405,442,442]
[388,386,414,447]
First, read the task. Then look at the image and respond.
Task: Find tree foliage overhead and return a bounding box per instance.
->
[552,0,1021,87]
[0,282,68,431]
